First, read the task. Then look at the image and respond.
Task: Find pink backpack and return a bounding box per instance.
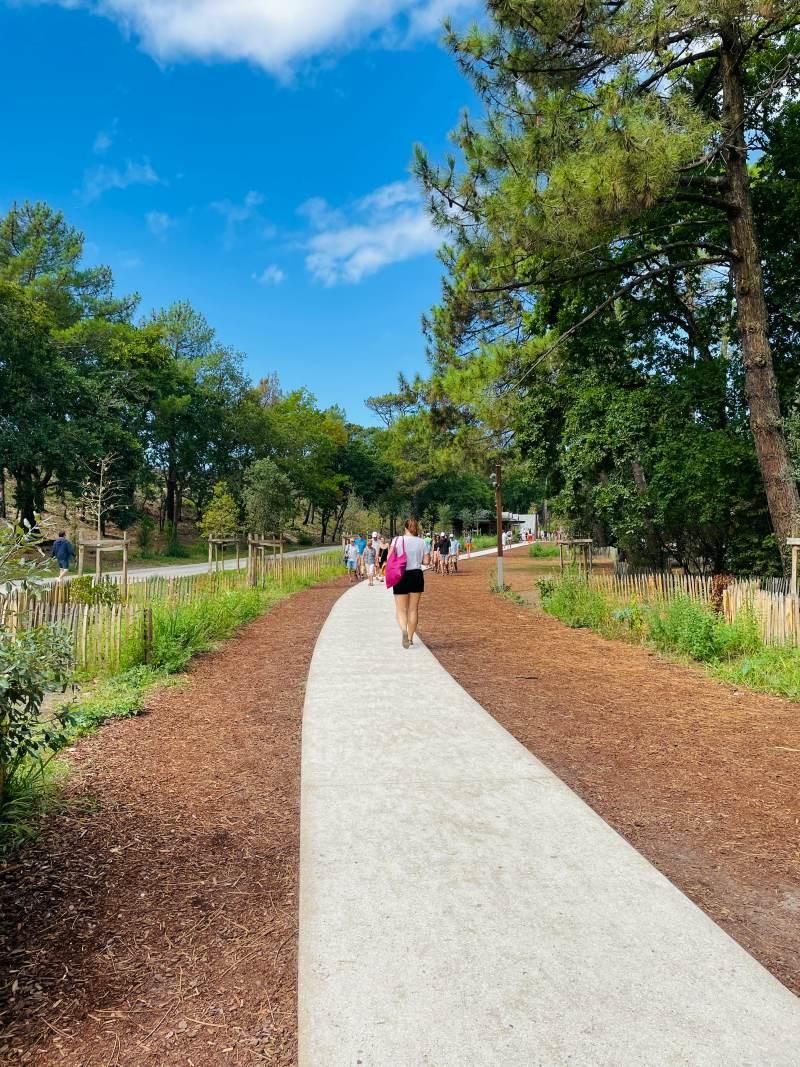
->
[385,536,407,589]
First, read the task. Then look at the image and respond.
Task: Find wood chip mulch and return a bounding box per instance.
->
[0,578,347,1066]
[422,554,800,997]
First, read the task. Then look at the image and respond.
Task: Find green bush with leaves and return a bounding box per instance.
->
[137,514,155,557]
[0,623,74,804]
[243,458,296,537]
[541,575,762,665]
[69,575,122,606]
[0,520,76,809]
[199,482,240,540]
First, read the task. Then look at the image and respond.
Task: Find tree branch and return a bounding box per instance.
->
[637,47,719,93]
[507,257,731,393]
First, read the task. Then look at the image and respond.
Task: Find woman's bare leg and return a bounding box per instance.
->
[394,594,409,640]
[406,592,422,645]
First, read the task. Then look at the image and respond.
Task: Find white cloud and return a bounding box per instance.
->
[211,189,264,223]
[304,180,438,285]
[146,210,176,237]
[92,118,118,154]
[210,190,265,248]
[358,180,419,212]
[253,264,286,286]
[297,196,345,230]
[93,131,112,153]
[37,1,477,75]
[82,158,160,202]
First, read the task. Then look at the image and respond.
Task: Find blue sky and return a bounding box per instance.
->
[1,1,477,422]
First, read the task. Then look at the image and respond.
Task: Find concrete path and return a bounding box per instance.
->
[298,577,800,1066]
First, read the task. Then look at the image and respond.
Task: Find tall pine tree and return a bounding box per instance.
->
[418,0,800,553]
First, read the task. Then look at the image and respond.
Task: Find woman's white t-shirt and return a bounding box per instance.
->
[392,534,426,570]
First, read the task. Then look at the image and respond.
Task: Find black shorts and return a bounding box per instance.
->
[392,567,425,595]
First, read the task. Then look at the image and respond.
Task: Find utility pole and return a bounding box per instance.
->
[492,463,504,589]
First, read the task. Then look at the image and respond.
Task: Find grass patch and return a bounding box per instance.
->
[71,665,173,736]
[537,574,612,631]
[646,596,760,663]
[0,757,70,852]
[528,543,560,559]
[534,572,800,701]
[488,568,527,605]
[467,534,501,551]
[714,646,800,701]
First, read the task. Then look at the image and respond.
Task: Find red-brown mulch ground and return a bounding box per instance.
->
[422,553,800,997]
[0,578,347,1066]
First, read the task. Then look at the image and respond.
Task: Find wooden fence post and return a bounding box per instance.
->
[121,532,129,601]
[143,606,153,664]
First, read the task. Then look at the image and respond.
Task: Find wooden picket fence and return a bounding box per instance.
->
[0,550,340,673]
[594,570,713,603]
[587,568,800,648]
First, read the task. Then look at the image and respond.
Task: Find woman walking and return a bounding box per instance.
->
[378,535,389,580]
[387,518,430,648]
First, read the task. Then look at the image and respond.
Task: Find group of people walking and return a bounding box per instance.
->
[344,532,390,585]
[344,527,473,585]
[343,521,477,650]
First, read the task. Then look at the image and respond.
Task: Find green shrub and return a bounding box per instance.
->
[70,575,122,606]
[611,600,646,637]
[137,515,155,557]
[537,577,557,601]
[540,573,611,630]
[149,587,272,672]
[0,624,74,805]
[646,596,761,663]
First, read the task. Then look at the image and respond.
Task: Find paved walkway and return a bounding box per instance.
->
[39,543,337,586]
[298,575,800,1066]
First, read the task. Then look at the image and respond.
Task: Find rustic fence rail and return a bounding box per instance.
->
[0,550,340,672]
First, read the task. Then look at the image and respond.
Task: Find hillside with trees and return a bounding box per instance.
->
[0,201,498,550]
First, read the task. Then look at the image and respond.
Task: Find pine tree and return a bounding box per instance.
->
[418,0,800,552]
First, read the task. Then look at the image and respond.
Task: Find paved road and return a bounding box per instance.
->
[49,543,340,584]
[298,574,800,1065]
[59,539,525,584]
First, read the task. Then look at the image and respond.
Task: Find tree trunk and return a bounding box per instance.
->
[331,501,348,543]
[320,508,330,542]
[630,459,666,569]
[721,32,800,555]
[13,467,36,529]
[0,469,5,519]
[165,472,177,528]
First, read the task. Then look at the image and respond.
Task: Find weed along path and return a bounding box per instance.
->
[0,578,347,1066]
[422,552,800,999]
[299,578,800,1065]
